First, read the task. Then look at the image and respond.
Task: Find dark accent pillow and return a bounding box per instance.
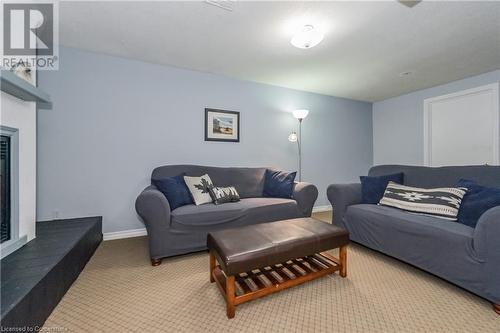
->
[360,173,404,204]
[457,179,500,228]
[209,186,240,205]
[263,169,297,199]
[379,181,467,221]
[152,174,193,210]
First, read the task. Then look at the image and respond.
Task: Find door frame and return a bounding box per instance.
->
[423,83,499,166]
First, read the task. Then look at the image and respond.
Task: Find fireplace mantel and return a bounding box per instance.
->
[1,72,38,258]
[0,70,51,109]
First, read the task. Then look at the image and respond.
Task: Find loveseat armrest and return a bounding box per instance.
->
[473,206,500,303]
[293,182,318,217]
[326,183,362,228]
[135,185,172,233]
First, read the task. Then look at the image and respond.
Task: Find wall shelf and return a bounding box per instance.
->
[1,70,51,109]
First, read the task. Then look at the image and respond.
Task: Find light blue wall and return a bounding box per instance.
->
[373,70,500,165]
[37,47,373,233]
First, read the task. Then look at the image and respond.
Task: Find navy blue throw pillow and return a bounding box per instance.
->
[152,174,194,210]
[360,173,404,204]
[457,179,500,228]
[263,169,297,199]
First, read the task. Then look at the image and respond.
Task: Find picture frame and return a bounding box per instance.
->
[205,108,240,142]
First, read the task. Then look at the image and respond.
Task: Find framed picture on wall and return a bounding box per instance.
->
[205,108,240,142]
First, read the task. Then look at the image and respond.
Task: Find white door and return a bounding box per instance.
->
[424,83,499,166]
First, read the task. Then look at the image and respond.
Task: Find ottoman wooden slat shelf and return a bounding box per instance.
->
[207,217,349,318]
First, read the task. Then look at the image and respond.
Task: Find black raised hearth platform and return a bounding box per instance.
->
[1,217,102,330]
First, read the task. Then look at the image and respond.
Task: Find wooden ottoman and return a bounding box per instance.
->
[207,217,349,318]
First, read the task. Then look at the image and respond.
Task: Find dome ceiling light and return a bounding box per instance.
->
[290,25,324,49]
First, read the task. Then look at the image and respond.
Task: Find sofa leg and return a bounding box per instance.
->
[494,303,500,315]
[151,258,162,266]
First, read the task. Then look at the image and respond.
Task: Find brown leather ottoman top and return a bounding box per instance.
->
[207,217,349,276]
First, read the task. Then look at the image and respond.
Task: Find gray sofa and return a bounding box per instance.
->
[136,165,318,265]
[327,165,500,312]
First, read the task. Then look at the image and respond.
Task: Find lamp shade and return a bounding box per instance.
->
[292,109,309,120]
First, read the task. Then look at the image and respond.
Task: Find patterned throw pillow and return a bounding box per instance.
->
[379,181,467,220]
[183,174,214,205]
[209,186,240,205]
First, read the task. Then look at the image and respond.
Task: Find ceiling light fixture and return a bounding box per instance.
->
[290,25,324,49]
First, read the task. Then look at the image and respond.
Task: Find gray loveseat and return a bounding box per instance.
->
[327,165,500,313]
[136,165,318,265]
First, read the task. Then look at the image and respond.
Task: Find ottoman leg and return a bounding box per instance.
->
[209,251,216,283]
[339,245,348,278]
[226,275,236,319]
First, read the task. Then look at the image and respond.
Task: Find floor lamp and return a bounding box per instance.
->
[288,109,309,181]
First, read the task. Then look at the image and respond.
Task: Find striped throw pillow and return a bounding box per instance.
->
[379,182,467,220]
[209,186,240,205]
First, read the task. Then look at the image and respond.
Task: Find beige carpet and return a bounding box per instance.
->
[44,212,499,332]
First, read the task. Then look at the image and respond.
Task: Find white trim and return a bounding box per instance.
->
[103,228,147,241]
[423,99,431,166]
[104,205,332,241]
[1,235,27,259]
[1,126,20,257]
[424,83,499,166]
[312,205,331,213]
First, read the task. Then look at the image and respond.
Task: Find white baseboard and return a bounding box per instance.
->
[312,205,331,213]
[103,228,147,241]
[104,205,332,241]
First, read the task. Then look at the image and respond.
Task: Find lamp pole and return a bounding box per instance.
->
[298,118,302,182]
[290,109,308,182]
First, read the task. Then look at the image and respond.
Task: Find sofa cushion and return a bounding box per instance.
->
[345,204,473,236]
[343,204,477,291]
[368,165,500,188]
[171,198,299,229]
[152,165,266,198]
[152,174,193,210]
[457,179,500,228]
[360,172,404,204]
[263,169,296,199]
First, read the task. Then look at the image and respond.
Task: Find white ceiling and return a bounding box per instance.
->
[59,1,500,102]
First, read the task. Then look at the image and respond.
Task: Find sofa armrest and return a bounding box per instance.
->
[292,182,318,217]
[326,183,362,228]
[473,206,500,260]
[135,185,171,233]
[472,206,500,302]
